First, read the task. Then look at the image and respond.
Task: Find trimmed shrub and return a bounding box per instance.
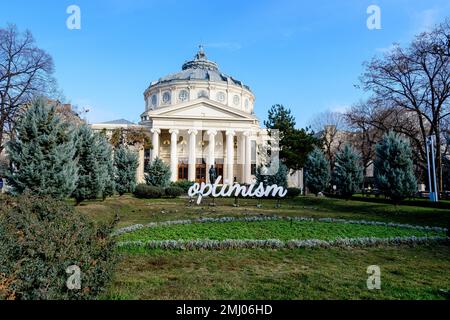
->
[133,184,164,199]
[0,194,116,300]
[170,180,194,193]
[286,187,301,198]
[164,186,184,198]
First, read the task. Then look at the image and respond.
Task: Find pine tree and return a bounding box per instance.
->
[332,144,363,199]
[374,131,417,204]
[145,157,171,187]
[114,146,138,195]
[304,147,330,196]
[6,99,78,198]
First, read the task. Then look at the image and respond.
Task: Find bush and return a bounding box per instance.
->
[286,187,301,198]
[133,184,164,199]
[0,194,116,300]
[170,180,194,193]
[164,186,184,198]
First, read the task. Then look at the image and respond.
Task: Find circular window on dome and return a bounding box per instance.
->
[162,91,171,104]
[151,94,157,107]
[198,90,209,99]
[179,90,189,102]
[233,95,240,106]
[216,92,226,103]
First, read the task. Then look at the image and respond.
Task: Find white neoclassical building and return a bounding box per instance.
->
[92,47,303,188]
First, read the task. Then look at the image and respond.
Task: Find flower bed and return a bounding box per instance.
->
[115,216,448,251]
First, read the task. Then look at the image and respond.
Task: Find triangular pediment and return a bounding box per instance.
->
[146,98,257,121]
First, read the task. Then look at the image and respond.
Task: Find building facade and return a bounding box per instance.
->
[93,47,303,188]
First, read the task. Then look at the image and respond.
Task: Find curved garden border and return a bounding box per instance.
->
[114,215,449,250]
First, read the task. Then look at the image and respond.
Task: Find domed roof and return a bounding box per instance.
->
[151,46,251,92]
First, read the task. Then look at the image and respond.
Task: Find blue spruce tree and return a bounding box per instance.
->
[114,146,138,195]
[98,132,116,200]
[144,157,171,187]
[72,125,115,204]
[332,144,363,199]
[374,131,417,204]
[304,147,330,196]
[6,99,78,198]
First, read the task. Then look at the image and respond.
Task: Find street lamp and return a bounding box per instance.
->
[426,135,439,202]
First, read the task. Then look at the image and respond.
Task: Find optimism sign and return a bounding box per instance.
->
[188,176,288,205]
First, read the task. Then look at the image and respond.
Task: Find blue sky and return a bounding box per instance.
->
[1,0,450,128]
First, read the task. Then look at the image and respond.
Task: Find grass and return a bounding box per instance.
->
[76,194,450,229]
[105,245,450,300]
[117,219,445,242]
[74,194,450,300]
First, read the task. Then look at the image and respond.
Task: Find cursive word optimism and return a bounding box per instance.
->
[188,176,288,205]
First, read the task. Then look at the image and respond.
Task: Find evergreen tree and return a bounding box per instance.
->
[304,147,330,195]
[97,132,115,200]
[374,131,417,204]
[72,125,104,204]
[6,99,78,198]
[114,146,138,195]
[145,157,171,188]
[332,144,363,199]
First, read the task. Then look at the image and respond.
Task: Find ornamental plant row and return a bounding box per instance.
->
[117,236,449,251]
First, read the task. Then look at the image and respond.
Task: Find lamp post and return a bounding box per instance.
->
[426,135,439,202]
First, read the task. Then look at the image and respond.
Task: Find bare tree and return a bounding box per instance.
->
[361,20,450,191]
[0,24,55,154]
[311,110,345,170]
[345,99,424,180]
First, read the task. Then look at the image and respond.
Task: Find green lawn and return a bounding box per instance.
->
[76,194,450,229]
[105,245,450,300]
[118,219,444,242]
[75,195,450,300]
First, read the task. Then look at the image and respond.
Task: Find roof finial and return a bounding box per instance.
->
[196,44,206,60]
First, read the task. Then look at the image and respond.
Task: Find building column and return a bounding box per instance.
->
[239,133,246,183]
[244,131,252,184]
[226,130,235,184]
[169,129,179,182]
[207,130,217,183]
[150,128,161,161]
[136,144,145,184]
[188,129,198,182]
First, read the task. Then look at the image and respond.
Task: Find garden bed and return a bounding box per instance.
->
[116,216,448,250]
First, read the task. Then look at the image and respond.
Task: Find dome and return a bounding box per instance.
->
[151,46,251,92]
